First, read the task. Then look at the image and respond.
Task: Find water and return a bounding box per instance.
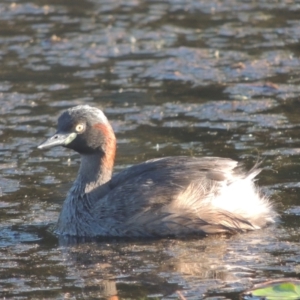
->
[0,0,300,299]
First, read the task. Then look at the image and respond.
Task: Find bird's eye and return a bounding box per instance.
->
[75,123,85,133]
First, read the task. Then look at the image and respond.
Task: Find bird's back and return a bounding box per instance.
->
[83,156,275,237]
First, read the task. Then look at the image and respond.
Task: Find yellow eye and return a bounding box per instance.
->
[75,123,85,133]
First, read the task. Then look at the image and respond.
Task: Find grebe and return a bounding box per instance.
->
[38,105,276,237]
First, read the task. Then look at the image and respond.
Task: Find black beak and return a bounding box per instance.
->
[38,132,77,150]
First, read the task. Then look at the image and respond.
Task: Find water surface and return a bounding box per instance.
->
[1,0,300,299]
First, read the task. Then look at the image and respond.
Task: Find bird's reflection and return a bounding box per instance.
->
[56,226,279,299]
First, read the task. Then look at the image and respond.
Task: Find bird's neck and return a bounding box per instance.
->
[74,121,116,194]
[76,152,114,193]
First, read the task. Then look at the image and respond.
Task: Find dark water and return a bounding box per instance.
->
[1,0,300,299]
